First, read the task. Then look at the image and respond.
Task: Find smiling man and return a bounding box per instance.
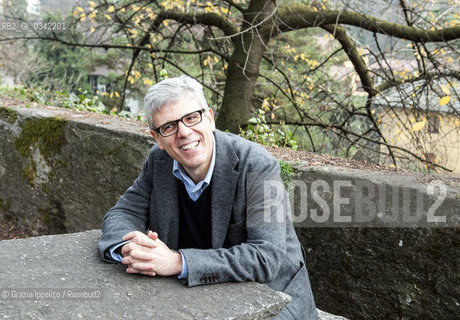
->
[98,75,317,319]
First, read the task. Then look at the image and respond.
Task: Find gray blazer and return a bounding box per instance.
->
[99,130,317,319]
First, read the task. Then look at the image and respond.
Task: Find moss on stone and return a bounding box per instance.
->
[14,117,66,160]
[0,107,18,123]
[0,197,12,212]
[23,162,37,186]
[13,117,66,186]
[105,141,128,157]
[37,207,50,226]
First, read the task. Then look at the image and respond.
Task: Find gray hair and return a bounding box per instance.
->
[143,75,208,130]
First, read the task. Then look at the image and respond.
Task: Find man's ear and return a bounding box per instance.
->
[150,130,164,150]
[206,108,216,132]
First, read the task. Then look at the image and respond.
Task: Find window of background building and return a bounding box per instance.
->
[427,115,440,134]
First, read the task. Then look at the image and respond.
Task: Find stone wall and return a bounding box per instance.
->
[1,98,459,319]
[289,166,459,319]
[0,98,154,235]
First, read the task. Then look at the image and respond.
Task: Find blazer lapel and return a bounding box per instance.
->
[211,131,240,249]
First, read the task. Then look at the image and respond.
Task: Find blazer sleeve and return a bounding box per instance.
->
[180,156,292,286]
[98,150,154,262]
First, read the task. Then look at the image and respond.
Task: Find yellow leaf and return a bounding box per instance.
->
[76,6,84,12]
[121,8,126,12]
[104,14,112,20]
[411,120,426,132]
[440,96,450,106]
[114,91,120,98]
[261,98,270,111]
[441,85,450,95]
[143,79,153,86]
[108,5,115,13]
[90,26,95,33]
[80,14,86,21]
[88,1,97,8]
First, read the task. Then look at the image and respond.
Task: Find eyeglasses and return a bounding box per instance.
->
[155,109,206,137]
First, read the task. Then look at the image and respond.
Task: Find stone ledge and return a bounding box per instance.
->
[0,230,290,319]
[0,230,347,320]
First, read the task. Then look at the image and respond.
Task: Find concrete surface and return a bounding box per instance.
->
[0,230,290,319]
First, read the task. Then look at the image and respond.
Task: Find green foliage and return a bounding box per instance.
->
[55,90,106,114]
[1,86,145,121]
[23,13,94,93]
[240,109,298,150]
[3,86,48,105]
[279,160,295,187]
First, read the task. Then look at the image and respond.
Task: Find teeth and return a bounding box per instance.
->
[181,141,199,151]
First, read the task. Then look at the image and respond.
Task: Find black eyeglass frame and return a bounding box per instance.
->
[154,108,207,137]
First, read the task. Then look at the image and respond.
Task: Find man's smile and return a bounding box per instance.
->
[179,140,200,151]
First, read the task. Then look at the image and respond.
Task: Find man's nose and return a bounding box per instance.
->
[176,121,192,137]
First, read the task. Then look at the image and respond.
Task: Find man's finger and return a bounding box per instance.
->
[123,231,156,248]
[130,261,155,272]
[121,251,153,265]
[148,230,158,239]
[126,266,156,277]
[122,256,146,265]
[123,231,144,241]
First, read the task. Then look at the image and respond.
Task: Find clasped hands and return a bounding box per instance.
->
[120,230,182,277]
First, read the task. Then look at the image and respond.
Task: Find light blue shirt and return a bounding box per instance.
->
[109,135,216,281]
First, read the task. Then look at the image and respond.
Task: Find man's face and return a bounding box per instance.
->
[150,97,216,183]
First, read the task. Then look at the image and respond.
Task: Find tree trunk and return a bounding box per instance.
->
[215,0,276,133]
